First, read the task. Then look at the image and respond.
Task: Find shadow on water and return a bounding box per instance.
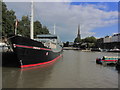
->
[2,51,63,88]
[2,64,56,88]
[2,52,20,67]
[2,56,61,88]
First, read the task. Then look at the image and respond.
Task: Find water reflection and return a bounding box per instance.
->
[2,50,118,88]
[2,59,61,88]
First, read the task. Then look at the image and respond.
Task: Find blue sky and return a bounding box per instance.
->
[71,2,118,12]
[4,1,118,42]
[70,2,118,38]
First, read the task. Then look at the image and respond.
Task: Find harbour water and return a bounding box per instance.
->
[2,50,119,88]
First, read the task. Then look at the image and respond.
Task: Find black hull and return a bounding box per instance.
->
[9,36,62,68]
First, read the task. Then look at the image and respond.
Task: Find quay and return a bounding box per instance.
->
[63,47,80,50]
[63,47,91,51]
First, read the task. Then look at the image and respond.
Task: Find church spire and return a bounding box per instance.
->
[74,24,81,43]
[77,24,81,39]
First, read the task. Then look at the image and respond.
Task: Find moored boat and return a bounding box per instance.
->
[9,35,63,68]
[91,48,102,52]
[8,1,63,68]
[108,49,120,52]
[96,56,119,65]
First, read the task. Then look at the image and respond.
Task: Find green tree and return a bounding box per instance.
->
[64,41,69,47]
[0,1,2,37]
[82,36,97,48]
[34,20,42,37]
[17,16,30,37]
[42,26,49,34]
[83,36,97,43]
[74,37,81,43]
[17,16,50,37]
[2,2,50,38]
[2,2,16,37]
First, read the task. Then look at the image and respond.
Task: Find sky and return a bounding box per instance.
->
[4,1,119,42]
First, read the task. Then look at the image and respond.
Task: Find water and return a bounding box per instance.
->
[2,50,119,88]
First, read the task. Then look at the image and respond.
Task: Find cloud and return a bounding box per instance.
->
[5,2,118,42]
[3,0,72,2]
[33,2,118,41]
[3,0,119,2]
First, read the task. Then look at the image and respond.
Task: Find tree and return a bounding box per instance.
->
[42,26,49,34]
[74,37,81,43]
[34,20,42,37]
[34,21,50,37]
[2,2,50,38]
[83,36,97,43]
[17,16,30,37]
[63,41,69,47]
[17,16,50,37]
[82,36,97,48]
[2,2,16,37]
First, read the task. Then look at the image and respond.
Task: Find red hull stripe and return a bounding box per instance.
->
[20,54,63,68]
[15,44,52,51]
[102,60,118,62]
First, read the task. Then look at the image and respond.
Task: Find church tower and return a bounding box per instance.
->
[77,24,81,39]
[74,24,81,43]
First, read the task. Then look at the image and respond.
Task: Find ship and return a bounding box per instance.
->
[9,1,63,68]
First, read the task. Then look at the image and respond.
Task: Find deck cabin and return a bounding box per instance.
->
[34,34,63,51]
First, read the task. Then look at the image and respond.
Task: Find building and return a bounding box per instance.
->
[103,33,120,49]
[74,24,81,44]
[104,33,120,43]
[77,24,81,39]
[69,42,74,47]
[111,33,120,42]
[103,36,112,43]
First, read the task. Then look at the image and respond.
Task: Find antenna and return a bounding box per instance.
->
[54,24,56,35]
[30,0,34,39]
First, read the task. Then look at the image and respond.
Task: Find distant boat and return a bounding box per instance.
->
[91,48,102,52]
[108,48,120,52]
[96,56,119,65]
[9,1,63,68]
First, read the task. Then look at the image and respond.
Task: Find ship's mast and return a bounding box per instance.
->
[30,0,34,39]
[15,19,18,35]
[54,24,56,35]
